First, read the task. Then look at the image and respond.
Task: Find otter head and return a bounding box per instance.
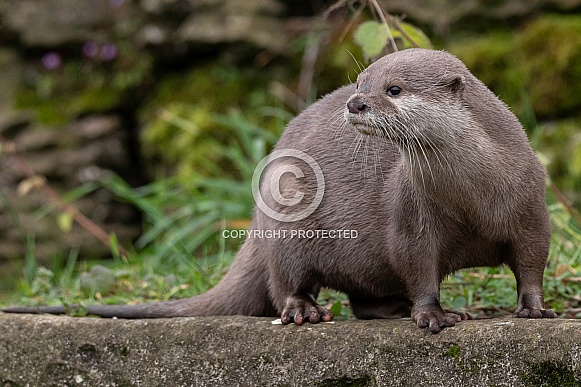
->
[344,49,469,147]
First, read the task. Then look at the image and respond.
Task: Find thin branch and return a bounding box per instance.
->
[0,133,129,257]
[385,13,420,48]
[371,2,421,49]
[322,0,352,19]
[338,2,365,42]
[296,35,321,102]
[369,0,398,52]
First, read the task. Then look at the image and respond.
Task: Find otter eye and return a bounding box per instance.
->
[387,86,402,97]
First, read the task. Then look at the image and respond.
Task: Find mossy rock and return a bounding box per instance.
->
[15,48,153,125]
[516,15,581,118]
[450,14,581,121]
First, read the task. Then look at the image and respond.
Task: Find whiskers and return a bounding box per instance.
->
[328,108,350,140]
[348,131,385,182]
[347,50,365,81]
[327,104,462,188]
[328,107,389,182]
[358,111,462,189]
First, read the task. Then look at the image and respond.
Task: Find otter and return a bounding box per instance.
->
[3,48,557,333]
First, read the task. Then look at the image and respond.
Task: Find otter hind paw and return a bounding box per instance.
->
[443,309,473,321]
[513,308,557,319]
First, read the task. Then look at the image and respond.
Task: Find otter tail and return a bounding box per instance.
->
[2,239,278,319]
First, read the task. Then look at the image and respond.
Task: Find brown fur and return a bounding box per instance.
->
[3,49,556,332]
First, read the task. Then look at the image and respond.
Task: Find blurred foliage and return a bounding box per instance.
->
[79,264,116,295]
[537,118,581,208]
[136,21,387,181]
[2,111,281,307]
[15,41,153,125]
[106,111,280,264]
[517,15,581,118]
[292,33,363,99]
[7,247,231,308]
[390,21,432,50]
[354,20,432,61]
[450,14,581,120]
[138,64,287,180]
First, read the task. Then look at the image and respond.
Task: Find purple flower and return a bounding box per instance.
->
[82,41,99,59]
[109,0,125,7]
[101,43,118,61]
[41,52,62,70]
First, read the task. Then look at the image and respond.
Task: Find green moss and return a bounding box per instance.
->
[442,344,460,359]
[449,32,518,110]
[316,374,374,387]
[450,15,581,121]
[459,358,481,375]
[260,355,273,364]
[516,15,581,118]
[521,361,580,387]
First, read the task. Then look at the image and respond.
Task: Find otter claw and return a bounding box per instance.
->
[444,309,473,321]
[281,295,334,325]
[513,308,557,319]
[413,304,466,334]
[416,312,457,333]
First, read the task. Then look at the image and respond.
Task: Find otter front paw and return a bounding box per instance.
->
[513,308,557,319]
[280,295,334,325]
[412,305,459,334]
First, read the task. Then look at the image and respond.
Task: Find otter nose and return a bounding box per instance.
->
[347,97,369,114]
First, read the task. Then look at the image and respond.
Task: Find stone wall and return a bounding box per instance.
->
[0,314,580,386]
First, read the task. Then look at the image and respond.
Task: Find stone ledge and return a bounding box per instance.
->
[0,313,580,386]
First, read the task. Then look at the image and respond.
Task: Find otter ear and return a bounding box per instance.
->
[444,75,466,95]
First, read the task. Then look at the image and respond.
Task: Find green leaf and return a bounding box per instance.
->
[330,301,343,317]
[390,22,432,49]
[57,212,74,233]
[24,234,38,286]
[354,21,389,59]
[109,233,122,261]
